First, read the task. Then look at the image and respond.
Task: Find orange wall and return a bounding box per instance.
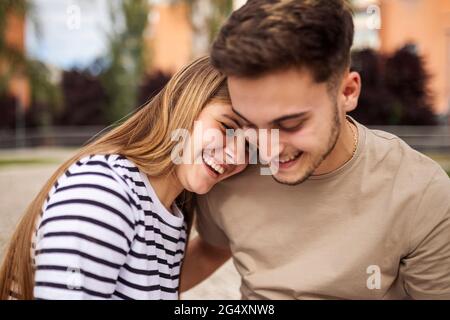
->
[379,0,450,114]
[2,11,30,108]
[146,3,193,74]
[4,12,25,51]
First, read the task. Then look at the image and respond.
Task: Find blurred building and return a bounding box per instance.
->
[148,0,450,115]
[2,10,30,109]
[379,0,450,115]
[146,0,242,74]
[4,0,450,116]
[145,2,193,74]
[339,0,450,115]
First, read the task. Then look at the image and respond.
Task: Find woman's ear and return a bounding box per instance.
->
[341,71,361,113]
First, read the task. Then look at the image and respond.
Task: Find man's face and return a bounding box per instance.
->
[228,68,345,185]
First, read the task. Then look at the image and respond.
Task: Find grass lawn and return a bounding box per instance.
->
[0,158,60,168]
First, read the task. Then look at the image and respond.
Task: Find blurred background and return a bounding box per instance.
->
[0,0,449,299]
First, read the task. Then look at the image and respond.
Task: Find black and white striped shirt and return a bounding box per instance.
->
[32,154,187,300]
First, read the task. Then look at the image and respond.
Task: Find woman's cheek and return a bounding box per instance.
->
[233,163,248,177]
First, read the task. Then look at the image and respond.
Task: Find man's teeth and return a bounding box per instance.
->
[202,152,225,175]
[279,152,301,164]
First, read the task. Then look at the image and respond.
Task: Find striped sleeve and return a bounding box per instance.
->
[33,159,136,300]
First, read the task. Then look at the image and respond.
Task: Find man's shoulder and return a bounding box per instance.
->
[365,126,445,177]
[363,125,449,201]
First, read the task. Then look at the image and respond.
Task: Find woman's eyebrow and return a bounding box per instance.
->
[223,114,242,128]
[231,107,254,126]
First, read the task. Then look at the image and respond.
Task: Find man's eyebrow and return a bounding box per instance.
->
[231,108,309,126]
[231,107,254,125]
[272,112,309,124]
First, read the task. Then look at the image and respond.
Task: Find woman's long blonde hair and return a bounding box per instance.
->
[0,56,230,299]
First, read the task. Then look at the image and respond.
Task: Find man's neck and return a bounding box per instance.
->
[313,117,358,176]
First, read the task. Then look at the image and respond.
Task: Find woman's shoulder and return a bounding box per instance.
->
[37,154,139,237]
[61,154,146,208]
[70,154,135,173]
[46,154,141,211]
[64,154,140,185]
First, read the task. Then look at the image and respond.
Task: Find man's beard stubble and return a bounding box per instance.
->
[272,101,341,186]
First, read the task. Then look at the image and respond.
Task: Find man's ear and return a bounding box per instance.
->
[341,71,361,113]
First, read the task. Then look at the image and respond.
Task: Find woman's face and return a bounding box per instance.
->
[175,102,248,194]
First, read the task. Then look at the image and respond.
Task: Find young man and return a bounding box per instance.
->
[180,0,450,299]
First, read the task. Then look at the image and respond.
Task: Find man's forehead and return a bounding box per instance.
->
[232,103,312,126]
[228,76,325,108]
[227,67,317,86]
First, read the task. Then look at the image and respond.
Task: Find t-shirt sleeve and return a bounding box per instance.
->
[33,160,136,300]
[195,193,230,249]
[401,167,450,300]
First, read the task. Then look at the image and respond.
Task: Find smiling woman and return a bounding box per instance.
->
[0,56,248,300]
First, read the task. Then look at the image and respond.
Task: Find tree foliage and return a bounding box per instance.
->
[100,0,150,123]
[350,46,436,125]
[0,0,60,129]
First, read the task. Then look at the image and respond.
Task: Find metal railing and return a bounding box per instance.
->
[0,126,107,149]
[370,125,450,153]
[0,125,449,153]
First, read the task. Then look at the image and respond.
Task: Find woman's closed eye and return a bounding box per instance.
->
[219,121,239,135]
[219,121,250,154]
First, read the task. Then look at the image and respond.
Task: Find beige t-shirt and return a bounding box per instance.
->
[196,117,450,300]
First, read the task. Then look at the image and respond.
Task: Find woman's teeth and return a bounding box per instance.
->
[202,152,225,175]
[279,151,302,164]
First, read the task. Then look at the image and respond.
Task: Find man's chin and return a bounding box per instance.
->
[272,169,312,186]
[270,156,321,185]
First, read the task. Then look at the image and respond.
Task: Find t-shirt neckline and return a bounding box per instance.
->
[139,171,185,226]
[308,115,366,181]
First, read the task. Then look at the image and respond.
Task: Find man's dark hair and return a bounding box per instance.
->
[211,0,354,84]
